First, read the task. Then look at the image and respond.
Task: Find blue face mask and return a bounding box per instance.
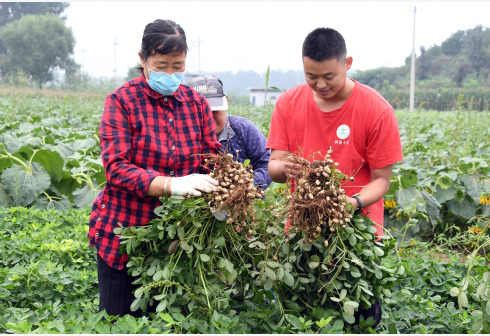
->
[145,62,184,96]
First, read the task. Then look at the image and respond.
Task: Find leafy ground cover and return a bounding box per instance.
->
[0,206,488,333]
[0,89,489,333]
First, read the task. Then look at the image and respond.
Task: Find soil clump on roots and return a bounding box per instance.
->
[285,149,356,243]
[203,152,265,240]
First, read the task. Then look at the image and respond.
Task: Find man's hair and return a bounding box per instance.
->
[302,27,347,62]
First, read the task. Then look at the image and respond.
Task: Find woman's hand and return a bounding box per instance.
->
[170,174,218,196]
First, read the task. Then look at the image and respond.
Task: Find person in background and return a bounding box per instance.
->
[266,27,404,327]
[189,75,272,190]
[88,19,221,318]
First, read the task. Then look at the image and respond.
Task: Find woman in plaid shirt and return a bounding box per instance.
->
[89,19,221,318]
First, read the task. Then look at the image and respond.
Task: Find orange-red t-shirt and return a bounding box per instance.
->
[266,80,404,237]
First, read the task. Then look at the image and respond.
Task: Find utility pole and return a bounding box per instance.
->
[81,49,87,74]
[114,37,119,80]
[409,6,417,112]
[197,37,201,74]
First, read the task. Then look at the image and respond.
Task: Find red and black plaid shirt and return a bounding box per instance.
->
[88,74,220,270]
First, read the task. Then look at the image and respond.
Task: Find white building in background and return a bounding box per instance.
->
[248,87,283,107]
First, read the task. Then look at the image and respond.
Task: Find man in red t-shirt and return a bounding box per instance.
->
[266,27,404,327]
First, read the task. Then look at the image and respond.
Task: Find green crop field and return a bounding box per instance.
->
[0,89,489,334]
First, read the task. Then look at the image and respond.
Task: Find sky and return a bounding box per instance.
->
[64,1,490,79]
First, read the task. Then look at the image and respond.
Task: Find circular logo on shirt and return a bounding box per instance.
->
[336,124,350,140]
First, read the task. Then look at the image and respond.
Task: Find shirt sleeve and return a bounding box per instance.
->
[242,121,272,190]
[100,92,161,199]
[199,98,221,173]
[366,107,404,170]
[266,92,289,151]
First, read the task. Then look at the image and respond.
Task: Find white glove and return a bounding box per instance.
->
[170,174,218,196]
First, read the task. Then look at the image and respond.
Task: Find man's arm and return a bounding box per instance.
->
[268,149,304,183]
[346,164,393,209]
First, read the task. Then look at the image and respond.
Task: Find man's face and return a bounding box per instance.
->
[212,110,227,135]
[303,56,352,100]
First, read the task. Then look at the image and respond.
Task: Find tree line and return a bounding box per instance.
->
[0,2,488,110]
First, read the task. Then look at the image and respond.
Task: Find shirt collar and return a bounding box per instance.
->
[217,115,235,142]
[137,74,186,102]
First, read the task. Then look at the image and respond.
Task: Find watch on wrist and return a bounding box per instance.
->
[352,195,363,215]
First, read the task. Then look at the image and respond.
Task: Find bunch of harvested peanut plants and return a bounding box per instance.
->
[203,151,265,239]
[286,148,356,243]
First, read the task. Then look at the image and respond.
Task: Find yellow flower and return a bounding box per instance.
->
[468,227,483,234]
[384,199,397,209]
[273,187,286,194]
[479,196,490,206]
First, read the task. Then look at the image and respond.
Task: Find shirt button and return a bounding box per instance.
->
[95,233,99,236]
[101,204,105,209]
[169,118,173,122]
[171,146,176,150]
[170,171,174,176]
[164,98,168,102]
[147,170,152,173]
[97,218,101,222]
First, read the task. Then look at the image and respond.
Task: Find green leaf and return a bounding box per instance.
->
[315,316,333,328]
[180,241,190,252]
[2,166,50,206]
[130,297,141,312]
[340,289,347,300]
[309,261,319,269]
[447,198,477,220]
[343,312,355,324]
[283,272,294,287]
[243,159,250,167]
[72,184,100,208]
[458,291,468,309]
[343,302,355,316]
[153,270,164,281]
[363,249,374,257]
[349,233,357,246]
[355,222,366,231]
[345,301,359,309]
[200,254,211,262]
[265,267,277,281]
[177,227,185,240]
[373,246,385,257]
[483,272,490,283]
[285,314,303,330]
[396,187,418,209]
[156,300,167,312]
[214,236,226,247]
[0,183,13,207]
[29,148,64,182]
[264,278,273,291]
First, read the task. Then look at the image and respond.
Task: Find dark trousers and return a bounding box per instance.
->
[97,253,155,318]
[354,298,382,327]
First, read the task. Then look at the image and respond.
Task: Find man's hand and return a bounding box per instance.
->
[269,149,305,183]
[283,160,303,180]
[170,174,218,196]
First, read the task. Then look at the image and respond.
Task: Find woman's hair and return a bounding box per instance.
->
[140,19,188,60]
[302,27,346,62]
